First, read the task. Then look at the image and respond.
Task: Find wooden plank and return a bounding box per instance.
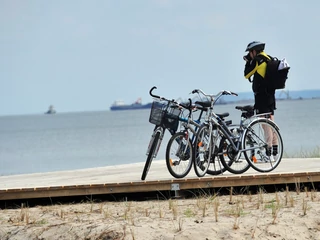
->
[1,171,320,201]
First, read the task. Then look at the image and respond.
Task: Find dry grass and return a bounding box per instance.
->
[1,190,320,239]
[284,146,320,158]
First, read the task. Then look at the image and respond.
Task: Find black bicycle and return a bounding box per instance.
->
[141,87,182,180]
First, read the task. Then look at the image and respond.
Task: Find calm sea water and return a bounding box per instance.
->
[0,99,319,176]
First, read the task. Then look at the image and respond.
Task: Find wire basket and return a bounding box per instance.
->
[149,100,181,132]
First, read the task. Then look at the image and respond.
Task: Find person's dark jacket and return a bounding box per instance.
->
[244,51,276,111]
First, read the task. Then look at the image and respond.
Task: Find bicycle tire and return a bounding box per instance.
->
[141,131,161,180]
[193,124,213,177]
[166,132,193,178]
[206,133,229,175]
[218,136,251,174]
[242,118,283,173]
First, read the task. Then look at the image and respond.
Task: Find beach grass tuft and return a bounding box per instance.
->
[2,189,320,239]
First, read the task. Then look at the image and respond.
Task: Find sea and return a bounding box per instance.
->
[0,98,319,176]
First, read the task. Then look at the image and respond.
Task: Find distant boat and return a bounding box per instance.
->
[110,98,152,111]
[45,105,56,114]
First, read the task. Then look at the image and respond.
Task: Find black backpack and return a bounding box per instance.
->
[260,55,290,90]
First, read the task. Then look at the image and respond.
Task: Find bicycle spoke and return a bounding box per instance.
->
[218,137,250,174]
[243,119,283,173]
[166,132,193,178]
[194,125,212,177]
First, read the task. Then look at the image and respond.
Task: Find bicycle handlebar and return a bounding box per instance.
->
[149,86,198,115]
[149,86,159,98]
[224,90,238,96]
[150,86,227,114]
[191,89,238,97]
[149,86,182,107]
[151,86,238,103]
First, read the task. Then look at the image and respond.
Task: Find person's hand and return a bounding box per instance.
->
[243,53,251,62]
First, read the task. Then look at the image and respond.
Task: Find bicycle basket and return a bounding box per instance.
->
[149,101,166,126]
[149,101,181,132]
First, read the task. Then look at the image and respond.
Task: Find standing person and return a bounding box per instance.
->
[243,41,278,159]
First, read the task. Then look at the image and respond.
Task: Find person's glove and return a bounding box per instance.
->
[243,53,251,62]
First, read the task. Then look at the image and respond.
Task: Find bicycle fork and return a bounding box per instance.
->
[146,127,164,158]
[198,123,215,159]
[171,131,190,166]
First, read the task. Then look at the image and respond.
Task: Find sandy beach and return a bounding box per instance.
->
[1,189,320,240]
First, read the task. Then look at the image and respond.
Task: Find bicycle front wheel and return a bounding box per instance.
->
[218,136,251,174]
[206,134,229,176]
[166,132,193,178]
[193,125,213,177]
[141,131,161,180]
[242,119,283,173]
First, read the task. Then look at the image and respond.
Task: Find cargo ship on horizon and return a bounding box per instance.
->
[110,98,152,111]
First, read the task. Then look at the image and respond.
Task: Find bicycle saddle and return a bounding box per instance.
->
[217,112,229,118]
[235,105,254,112]
[195,101,211,108]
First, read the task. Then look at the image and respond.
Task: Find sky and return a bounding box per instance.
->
[1,0,319,116]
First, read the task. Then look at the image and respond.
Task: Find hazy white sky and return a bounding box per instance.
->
[1,0,319,116]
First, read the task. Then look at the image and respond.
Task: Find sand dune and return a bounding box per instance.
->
[1,189,320,240]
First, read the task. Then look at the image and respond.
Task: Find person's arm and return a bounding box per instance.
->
[244,57,258,80]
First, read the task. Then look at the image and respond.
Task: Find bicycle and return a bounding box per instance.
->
[165,99,207,178]
[216,105,284,174]
[193,89,283,175]
[166,92,233,178]
[191,89,238,177]
[141,86,182,180]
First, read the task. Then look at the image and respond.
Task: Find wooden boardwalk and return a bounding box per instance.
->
[1,158,320,201]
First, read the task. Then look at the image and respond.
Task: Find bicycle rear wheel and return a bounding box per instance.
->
[193,125,213,177]
[166,132,193,178]
[242,119,283,173]
[141,131,161,180]
[218,136,251,174]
